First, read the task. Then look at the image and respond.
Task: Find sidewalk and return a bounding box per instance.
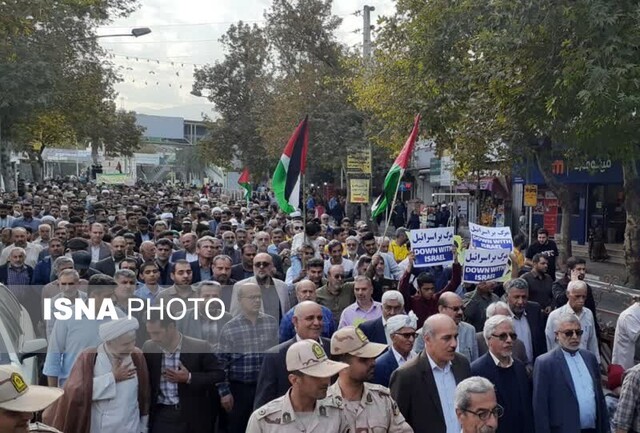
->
[581,259,630,287]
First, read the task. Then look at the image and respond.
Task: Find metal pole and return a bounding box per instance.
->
[363,6,375,59]
[528,206,533,246]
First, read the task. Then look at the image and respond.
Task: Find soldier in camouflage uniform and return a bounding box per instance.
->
[247,339,351,433]
[0,366,63,433]
[328,326,414,433]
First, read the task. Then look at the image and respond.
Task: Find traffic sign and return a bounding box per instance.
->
[524,184,538,207]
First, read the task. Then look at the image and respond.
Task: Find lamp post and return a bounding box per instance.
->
[74,27,152,42]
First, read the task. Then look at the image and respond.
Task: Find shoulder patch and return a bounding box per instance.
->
[366,383,390,394]
[322,394,344,409]
[255,399,282,420]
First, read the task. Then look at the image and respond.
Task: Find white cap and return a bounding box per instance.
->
[160,212,174,220]
[0,366,63,412]
[290,211,301,218]
[286,340,348,377]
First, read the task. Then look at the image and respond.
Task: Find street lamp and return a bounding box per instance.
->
[95,27,152,39]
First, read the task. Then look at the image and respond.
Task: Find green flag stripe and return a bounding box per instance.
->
[371,163,402,218]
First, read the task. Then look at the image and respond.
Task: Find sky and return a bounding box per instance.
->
[97,0,395,120]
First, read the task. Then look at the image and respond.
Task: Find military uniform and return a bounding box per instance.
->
[246,389,351,433]
[327,381,413,433]
[28,422,63,432]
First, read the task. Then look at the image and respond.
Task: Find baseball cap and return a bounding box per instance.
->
[286,340,348,378]
[0,366,63,412]
[331,326,387,358]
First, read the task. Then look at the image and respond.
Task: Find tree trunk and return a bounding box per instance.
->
[533,148,572,267]
[0,140,16,192]
[622,159,640,288]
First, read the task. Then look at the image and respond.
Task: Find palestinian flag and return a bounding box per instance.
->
[371,114,421,218]
[272,116,309,214]
[238,168,252,201]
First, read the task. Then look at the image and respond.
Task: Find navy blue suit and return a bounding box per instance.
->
[32,257,53,285]
[471,353,533,433]
[373,348,398,388]
[523,301,547,361]
[532,347,608,433]
[359,317,386,344]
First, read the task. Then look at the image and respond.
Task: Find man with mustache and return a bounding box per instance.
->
[455,376,501,433]
[327,326,412,432]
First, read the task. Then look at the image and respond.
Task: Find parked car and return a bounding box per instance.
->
[0,283,47,384]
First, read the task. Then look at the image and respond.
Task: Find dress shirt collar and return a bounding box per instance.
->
[488,350,513,368]
[426,352,452,373]
[563,303,586,319]
[162,333,183,355]
[392,346,416,365]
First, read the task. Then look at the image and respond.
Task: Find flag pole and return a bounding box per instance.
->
[378,190,399,254]
[302,173,308,245]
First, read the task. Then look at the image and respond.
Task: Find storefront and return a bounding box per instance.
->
[457,177,511,227]
[514,159,625,245]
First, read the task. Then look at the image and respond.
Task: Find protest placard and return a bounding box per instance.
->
[462,249,510,284]
[469,223,513,250]
[410,228,454,267]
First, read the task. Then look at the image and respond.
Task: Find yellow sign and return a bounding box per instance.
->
[347,149,372,174]
[349,179,370,203]
[96,173,133,185]
[524,184,538,207]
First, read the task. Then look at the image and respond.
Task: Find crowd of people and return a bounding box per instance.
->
[0,178,638,433]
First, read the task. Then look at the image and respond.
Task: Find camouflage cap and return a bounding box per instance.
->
[331,326,387,358]
[286,339,348,378]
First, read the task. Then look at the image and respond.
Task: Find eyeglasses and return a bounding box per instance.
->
[293,226,304,231]
[331,274,344,279]
[254,261,271,268]
[461,405,504,421]
[558,329,584,338]
[491,332,517,342]
[444,305,464,312]
[394,332,417,340]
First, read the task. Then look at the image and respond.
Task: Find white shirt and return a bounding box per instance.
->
[426,353,460,433]
[90,245,102,263]
[546,304,600,363]
[391,346,417,367]
[612,302,640,370]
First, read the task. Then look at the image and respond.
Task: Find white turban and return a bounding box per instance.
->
[386,311,418,335]
[99,318,139,342]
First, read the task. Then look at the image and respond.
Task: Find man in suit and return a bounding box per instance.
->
[476,301,528,366]
[134,217,152,248]
[230,243,256,282]
[359,290,405,345]
[533,313,609,433]
[254,231,285,280]
[87,222,111,263]
[189,236,222,284]
[171,233,198,263]
[253,301,331,409]
[176,280,232,347]
[32,237,64,285]
[94,236,127,277]
[390,313,471,433]
[143,310,225,433]
[471,315,533,433]
[374,312,418,387]
[505,277,547,367]
[229,253,291,321]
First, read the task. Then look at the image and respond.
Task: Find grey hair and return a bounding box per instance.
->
[197,235,218,248]
[567,280,587,294]
[8,246,26,257]
[196,280,221,295]
[354,275,373,286]
[382,290,405,306]
[486,301,510,318]
[483,315,513,344]
[455,376,495,411]
[554,312,581,332]
[345,236,359,244]
[53,256,74,272]
[504,278,529,293]
[58,268,80,281]
[114,269,136,281]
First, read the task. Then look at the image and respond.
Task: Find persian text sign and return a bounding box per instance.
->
[469,223,513,250]
[96,173,134,185]
[463,249,510,284]
[349,179,370,203]
[410,228,454,267]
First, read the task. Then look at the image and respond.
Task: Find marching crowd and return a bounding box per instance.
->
[0,178,639,433]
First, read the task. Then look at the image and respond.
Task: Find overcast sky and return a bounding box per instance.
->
[97,0,395,120]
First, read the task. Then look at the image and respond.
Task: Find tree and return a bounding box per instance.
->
[352,0,640,284]
[193,22,272,177]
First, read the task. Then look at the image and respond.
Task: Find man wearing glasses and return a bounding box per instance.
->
[545,280,600,363]
[455,376,501,433]
[471,315,533,433]
[533,314,609,433]
[374,313,419,388]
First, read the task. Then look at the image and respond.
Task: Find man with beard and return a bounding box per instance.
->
[155,260,196,316]
[455,377,501,433]
[139,240,156,263]
[0,227,43,268]
[32,237,64,285]
[221,231,241,264]
[94,236,127,277]
[0,203,15,229]
[229,253,291,321]
[247,339,350,433]
[525,228,559,281]
[134,217,152,248]
[235,228,248,249]
[209,207,222,234]
[472,315,533,433]
[10,201,41,232]
[231,244,257,281]
[327,326,412,432]
[254,301,332,409]
[212,255,236,309]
